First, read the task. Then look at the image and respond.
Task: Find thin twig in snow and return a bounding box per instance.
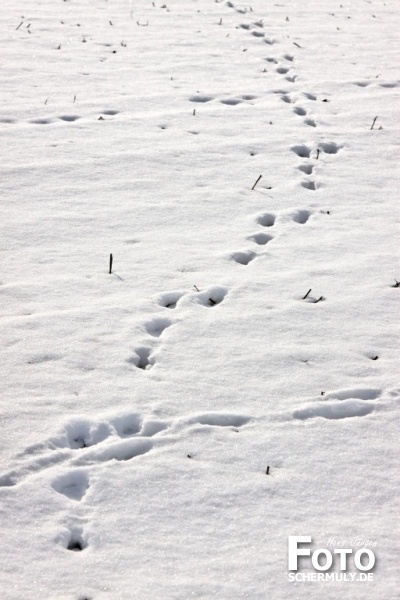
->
[251,175,262,190]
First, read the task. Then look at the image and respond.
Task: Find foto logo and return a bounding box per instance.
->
[287,536,376,582]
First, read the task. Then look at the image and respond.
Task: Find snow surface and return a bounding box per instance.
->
[0,0,399,598]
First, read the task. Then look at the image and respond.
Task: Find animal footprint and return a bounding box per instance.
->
[110,413,168,438]
[193,286,228,308]
[220,97,243,106]
[353,81,371,88]
[293,389,381,420]
[378,81,399,88]
[248,233,273,245]
[52,470,90,501]
[128,347,154,370]
[72,439,153,465]
[0,473,18,487]
[293,400,374,420]
[145,317,172,337]
[189,94,214,103]
[189,413,249,428]
[326,388,381,401]
[61,419,114,450]
[57,527,88,552]
[257,212,276,227]
[158,290,186,309]
[298,164,313,175]
[30,118,52,125]
[293,106,307,116]
[234,5,250,14]
[132,314,173,376]
[58,115,80,122]
[301,180,316,191]
[292,144,312,158]
[231,250,256,265]
[0,412,165,488]
[27,353,62,365]
[318,141,341,154]
[292,209,311,224]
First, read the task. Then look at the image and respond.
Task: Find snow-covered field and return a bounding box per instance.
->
[0,0,399,598]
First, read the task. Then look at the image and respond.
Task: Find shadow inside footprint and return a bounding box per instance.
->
[57,527,88,552]
[158,291,185,309]
[248,233,273,245]
[257,213,275,227]
[298,164,313,175]
[30,119,52,125]
[129,347,154,370]
[220,98,243,106]
[0,473,17,487]
[319,141,341,154]
[301,180,316,191]
[59,115,80,122]
[293,400,374,420]
[292,209,311,224]
[110,413,168,438]
[189,94,213,103]
[111,413,142,437]
[145,317,172,337]
[27,353,62,365]
[67,531,87,552]
[84,439,153,462]
[68,540,85,551]
[193,413,250,428]
[141,420,169,437]
[325,388,381,401]
[292,144,312,158]
[231,250,256,265]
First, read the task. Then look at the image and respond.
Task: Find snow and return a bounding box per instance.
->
[0,0,399,598]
